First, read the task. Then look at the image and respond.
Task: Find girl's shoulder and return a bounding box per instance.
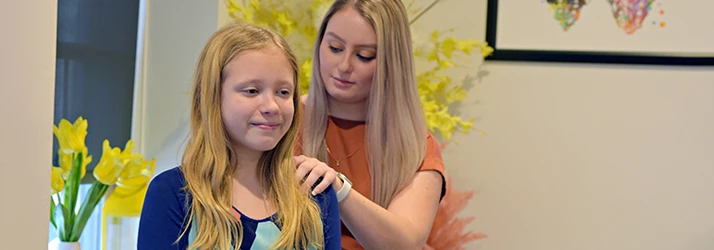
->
[144,166,191,210]
[148,166,187,191]
[311,184,337,207]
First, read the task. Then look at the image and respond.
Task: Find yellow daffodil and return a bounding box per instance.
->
[53,117,92,179]
[93,139,134,185]
[51,167,65,195]
[58,146,92,179]
[113,156,156,197]
[50,117,157,243]
[53,117,88,154]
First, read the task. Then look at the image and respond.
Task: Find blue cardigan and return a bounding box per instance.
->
[137,167,341,249]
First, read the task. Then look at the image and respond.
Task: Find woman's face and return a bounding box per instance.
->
[318,7,377,106]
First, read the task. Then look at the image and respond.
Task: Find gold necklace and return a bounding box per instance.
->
[326,143,363,167]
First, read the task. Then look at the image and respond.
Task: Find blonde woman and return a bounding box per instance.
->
[295,0,446,249]
[138,22,341,249]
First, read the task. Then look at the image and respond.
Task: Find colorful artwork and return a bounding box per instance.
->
[546,0,589,31]
[608,0,655,34]
[543,0,666,35]
[650,1,667,28]
[487,0,714,65]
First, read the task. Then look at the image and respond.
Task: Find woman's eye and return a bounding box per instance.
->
[279,90,291,95]
[243,89,259,94]
[357,54,375,62]
[329,46,343,53]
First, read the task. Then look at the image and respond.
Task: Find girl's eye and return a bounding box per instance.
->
[243,89,259,94]
[278,89,291,96]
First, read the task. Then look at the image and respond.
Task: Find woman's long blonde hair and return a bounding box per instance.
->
[181,22,323,250]
[303,0,427,208]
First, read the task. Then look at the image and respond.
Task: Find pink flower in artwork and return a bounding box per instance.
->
[608,0,654,34]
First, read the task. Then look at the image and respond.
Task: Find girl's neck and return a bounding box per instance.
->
[231,151,276,220]
[232,148,263,193]
[231,144,261,174]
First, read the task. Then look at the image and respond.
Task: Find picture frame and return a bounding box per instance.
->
[484,0,714,66]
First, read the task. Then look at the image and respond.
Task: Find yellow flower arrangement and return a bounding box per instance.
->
[226,0,492,142]
[50,117,156,243]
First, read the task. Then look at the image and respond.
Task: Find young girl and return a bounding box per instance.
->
[138,22,341,250]
[295,0,446,249]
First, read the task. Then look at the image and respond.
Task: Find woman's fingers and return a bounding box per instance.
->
[293,155,337,195]
[312,170,336,195]
[295,161,314,183]
[293,155,307,165]
[302,163,327,193]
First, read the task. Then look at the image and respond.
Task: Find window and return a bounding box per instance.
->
[52,0,139,180]
[49,0,140,248]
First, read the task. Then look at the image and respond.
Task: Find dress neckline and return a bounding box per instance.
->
[231,206,276,223]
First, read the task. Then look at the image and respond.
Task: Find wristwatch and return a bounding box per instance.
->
[335,172,352,202]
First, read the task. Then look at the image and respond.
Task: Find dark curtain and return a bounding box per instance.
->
[53,0,140,182]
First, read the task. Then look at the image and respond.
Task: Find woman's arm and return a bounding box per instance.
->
[295,156,444,249]
[338,170,443,250]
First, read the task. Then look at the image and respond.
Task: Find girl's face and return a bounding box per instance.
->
[221,45,295,154]
[318,7,377,106]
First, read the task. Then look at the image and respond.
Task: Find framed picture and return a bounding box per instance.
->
[485,0,714,65]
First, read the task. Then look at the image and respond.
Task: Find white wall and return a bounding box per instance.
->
[136,1,714,249]
[415,1,714,249]
[133,0,222,173]
[0,1,57,248]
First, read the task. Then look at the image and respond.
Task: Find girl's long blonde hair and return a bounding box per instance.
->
[181,22,323,250]
[303,0,427,208]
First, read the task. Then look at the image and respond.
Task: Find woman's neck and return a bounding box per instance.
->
[327,97,367,121]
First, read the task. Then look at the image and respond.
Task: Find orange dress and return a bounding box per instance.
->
[297,116,446,250]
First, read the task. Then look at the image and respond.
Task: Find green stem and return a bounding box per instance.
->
[50,196,57,229]
[69,181,110,241]
[58,203,69,239]
[61,152,84,241]
[56,193,67,239]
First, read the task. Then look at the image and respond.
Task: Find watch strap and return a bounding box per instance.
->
[335,172,352,202]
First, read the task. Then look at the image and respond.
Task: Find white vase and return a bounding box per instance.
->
[48,238,81,250]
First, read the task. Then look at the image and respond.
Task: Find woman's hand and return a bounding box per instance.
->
[293,155,342,195]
